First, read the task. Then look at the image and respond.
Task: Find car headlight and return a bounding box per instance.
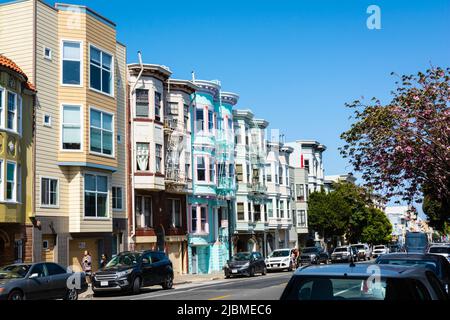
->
[117,269,133,278]
[310,254,316,258]
[282,257,290,262]
[242,262,250,268]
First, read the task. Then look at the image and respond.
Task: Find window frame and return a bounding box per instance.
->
[0,87,4,129]
[40,176,59,208]
[135,195,153,228]
[189,205,208,234]
[60,104,83,152]
[6,91,17,132]
[88,43,115,97]
[112,186,123,211]
[155,143,163,174]
[43,46,52,61]
[135,88,150,118]
[89,106,115,158]
[169,198,182,228]
[195,155,206,182]
[136,142,150,172]
[0,160,3,202]
[154,91,162,122]
[5,161,16,202]
[84,172,109,219]
[43,114,52,127]
[60,39,83,87]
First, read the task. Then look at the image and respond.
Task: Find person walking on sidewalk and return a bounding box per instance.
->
[100,254,108,269]
[82,250,92,283]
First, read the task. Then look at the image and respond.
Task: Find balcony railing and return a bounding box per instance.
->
[251,183,267,194]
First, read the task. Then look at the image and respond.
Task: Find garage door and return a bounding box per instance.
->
[168,242,182,275]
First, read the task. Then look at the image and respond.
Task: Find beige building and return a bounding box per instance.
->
[0,1,127,271]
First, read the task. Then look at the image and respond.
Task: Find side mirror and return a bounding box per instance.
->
[29,273,39,279]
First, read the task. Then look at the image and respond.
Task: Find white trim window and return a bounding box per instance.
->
[17,164,21,203]
[90,108,114,156]
[190,205,208,234]
[112,186,123,210]
[136,142,150,171]
[6,161,16,202]
[61,105,82,150]
[169,198,182,228]
[7,91,16,131]
[135,195,152,228]
[62,41,82,86]
[0,160,3,201]
[196,155,206,182]
[135,88,149,118]
[155,144,162,173]
[84,174,108,218]
[41,177,58,207]
[154,92,161,122]
[89,45,113,95]
[0,87,4,128]
[44,47,52,60]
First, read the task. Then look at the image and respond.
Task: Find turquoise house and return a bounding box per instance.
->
[187,79,238,274]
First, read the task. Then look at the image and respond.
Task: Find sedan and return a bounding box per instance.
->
[224,252,266,278]
[0,262,87,300]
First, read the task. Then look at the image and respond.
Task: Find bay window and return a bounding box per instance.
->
[208,110,214,132]
[62,41,81,85]
[155,144,162,173]
[0,160,3,201]
[135,196,152,228]
[209,162,215,183]
[135,89,149,117]
[136,143,150,171]
[169,199,182,228]
[7,91,16,131]
[196,156,206,181]
[90,108,113,156]
[62,105,82,150]
[190,205,208,233]
[90,45,113,95]
[6,162,16,201]
[0,88,4,128]
[237,202,244,220]
[154,92,161,121]
[191,206,198,233]
[195,108,204,133]
[84,174,108,218]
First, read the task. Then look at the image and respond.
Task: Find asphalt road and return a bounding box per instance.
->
[91,271,295,300]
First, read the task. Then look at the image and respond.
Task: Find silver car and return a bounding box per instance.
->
[428,245,450,262]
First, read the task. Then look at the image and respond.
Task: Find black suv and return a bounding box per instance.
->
[92,251,174,295]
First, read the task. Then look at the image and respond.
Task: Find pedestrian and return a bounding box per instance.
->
[82,250,92,283]
[100,253,108,269]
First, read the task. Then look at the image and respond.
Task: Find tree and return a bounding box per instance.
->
[360,207,393,245]
[340,67,450,231]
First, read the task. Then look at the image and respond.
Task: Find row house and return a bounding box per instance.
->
[0,0,128,271]
[0,55,35,265]
[187,80,238,274]
[232,109,269,255]
[127,63,197,275]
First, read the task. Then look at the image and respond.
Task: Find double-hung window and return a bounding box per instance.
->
[169,199,182,228]
[90,46,113,95]
[7,91,16,131]
[208,110,214,132]
[191,206,198,233]
[84,174,108,218]
[0,88,4,128]
[6,162,16,201]
[62,41,81,85]
[209,161,215,183]
[135,89,149,117]
[135,196,152,228]
[237,203,245,220]
[136,143,150,171]
[62,105,82,150]
[190,205,207,233]
[90,108,113,156]
[41,178,58,207]
[0,160,3,201]
[195,108,204,133]
[154,92,161,121]
[196,156,206,181]
[155,144,162,173]
[112,186,123,210]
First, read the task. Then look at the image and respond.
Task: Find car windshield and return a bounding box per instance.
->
[334,247,348,253]
[105,253,140,269]
[283,276,421,300]
[302,248,318,254]
[0,265,31,279]
[406,235,427,248]
[269,250,290,257]
[232,253,252,261]
[374,246,385,249]
[429,247,450,254]
[377,259,438,273]
[353,245,365,250]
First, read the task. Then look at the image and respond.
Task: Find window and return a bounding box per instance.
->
[229,164,234,179]
[0,160,3,201]
[196,156,206,181]
[169,199,182,228]
[0,88,3,128]
[200,207,207,233]
[236,164,243,183]
[90,108,113,156]
[62,41,81,85]
[286,167,289,185]
[154,92,161,121]
[279,166,283,185]
[305,185,309,198]
[297,210,306,227]
[46,263,66,276]
[208,110,214,131]
[248,202,252,221]
[245,127,249,145]
[280,200,285,218]
[246,164,250,183]
[196,108,204,133]
[267,201,273,218]
[155,144,162,173]
[304,160,310,174]
[41,178,58,207]
[296,184,305,201]
[112,186,123,210]
[209,162,215,183]
[16,164,21,203]
[136,196,152,228]
[136,143,150,171]
[237,202,245,220]
[266,164,272,182]
[183,104,189,125]
[135,89,149,117]
[90,46,113,95]
[62,105,82,150]
[168,102,178,115]
[190,206,207,233]
[235,125,241,144]
[43,114,52,127]
[252,168,259,184]
[6,162,16,201]
[84,174,108,218]
[254,204,261,222]
[7,91,16,130]
[191,206,197,233]
[43,47,52,60]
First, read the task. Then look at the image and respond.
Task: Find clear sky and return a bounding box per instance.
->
[3,0,450,211]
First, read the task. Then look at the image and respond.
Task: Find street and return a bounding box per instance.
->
[88,271,294,300]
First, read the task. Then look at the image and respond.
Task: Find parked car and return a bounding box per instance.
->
[351,243,371,261]
[372,245,389,258]
[375,253,450,293]
[331,246,356,263]
[280,264,449,300]
[428,245,450,262]
[0,262,87,300]
[405,231,429,254]
[389,244,403,253]
[224,252,266,278]
[92,251,174,295]
[265,249,294,272]
[299,247,329,265]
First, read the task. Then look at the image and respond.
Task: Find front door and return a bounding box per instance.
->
[191,247,197,274]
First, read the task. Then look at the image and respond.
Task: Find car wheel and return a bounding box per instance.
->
[162,274,173,290]
[132,277,141,295]
[63,288,78,300]
[249,267,255,277]
[225,273,231,279]
[8,290,24,301]
[262,267,267,275]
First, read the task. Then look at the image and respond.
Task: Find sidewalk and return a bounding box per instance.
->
[79,271,224,300]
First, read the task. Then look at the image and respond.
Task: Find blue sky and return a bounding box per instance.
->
[3,0,450,211]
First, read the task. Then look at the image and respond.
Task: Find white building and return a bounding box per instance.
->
[384,206,414,245]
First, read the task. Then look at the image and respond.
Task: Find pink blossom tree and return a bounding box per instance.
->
[340,67,450,231]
